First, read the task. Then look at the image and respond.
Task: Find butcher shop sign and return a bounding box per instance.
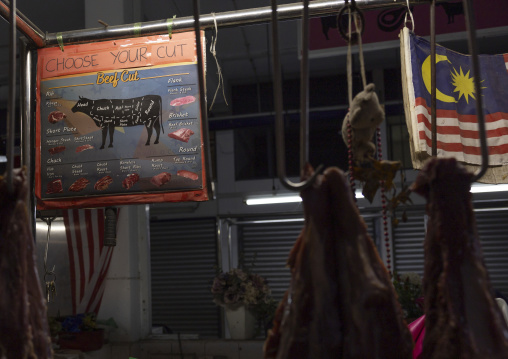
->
[35,32,209,209]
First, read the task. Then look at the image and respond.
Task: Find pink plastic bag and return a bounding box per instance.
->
[408,315,425,359]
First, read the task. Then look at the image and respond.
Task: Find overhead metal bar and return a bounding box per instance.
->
[38,0,443,48]
[0,0,44,47]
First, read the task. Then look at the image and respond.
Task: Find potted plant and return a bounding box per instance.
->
[49,313,104,352]
[211,267,275,339]
[392,272,424,323]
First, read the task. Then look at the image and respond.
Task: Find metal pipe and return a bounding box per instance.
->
[193,0,215,199]
[0,0,45,47]
[20,39,35,234]
[430,0,437,157]
[5,0,16,193]
[463,0,488,182]
[271,0,322,191]
[44,0,437,47]
[299,0,310,174]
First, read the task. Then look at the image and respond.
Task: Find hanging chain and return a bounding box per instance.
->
[347,120,356,202]
[377,128,391,273]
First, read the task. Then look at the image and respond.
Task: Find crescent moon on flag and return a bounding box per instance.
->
[421,54,457,103]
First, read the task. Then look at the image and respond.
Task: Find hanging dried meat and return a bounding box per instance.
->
[264,165,413,359]
[0,169,52,358]
[411,158,508,359]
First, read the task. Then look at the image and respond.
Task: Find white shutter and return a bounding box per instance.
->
[238,214,378,301]
[392,206,508,298]
[150,218,220,338]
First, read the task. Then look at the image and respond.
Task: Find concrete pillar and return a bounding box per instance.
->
[98,205,151,342]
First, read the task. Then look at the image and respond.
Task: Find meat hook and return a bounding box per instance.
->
[40,216,56,277]
[193,0,216,198]
[41,215,57,302]
[462,0,488,182]
[271,0,323,191]
[5,0,16,194]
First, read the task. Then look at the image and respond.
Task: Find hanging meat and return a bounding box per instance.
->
[411,157,508,359]
[0,169,52,358]
[264,165,413,359]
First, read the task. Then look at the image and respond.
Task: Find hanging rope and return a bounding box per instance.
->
[208,12,228,111]
[404,0,415,32]
[341,0,366,200]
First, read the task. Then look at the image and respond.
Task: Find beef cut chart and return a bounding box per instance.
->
[38,63,203,201]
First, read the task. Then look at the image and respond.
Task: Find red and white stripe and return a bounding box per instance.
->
[63,208,115,315]
[414,97,508,165]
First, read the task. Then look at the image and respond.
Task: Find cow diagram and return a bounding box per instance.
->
[71,95,163,149]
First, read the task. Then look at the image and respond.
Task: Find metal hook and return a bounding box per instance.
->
[271,0,322,191]
[462,0,488,182]
[5,0,16,194]
[193,0,216,199]
[41,216,56,276]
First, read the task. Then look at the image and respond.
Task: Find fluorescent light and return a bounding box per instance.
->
[246,195,302,206]
[471,183,508,194]
[246,190,364,205]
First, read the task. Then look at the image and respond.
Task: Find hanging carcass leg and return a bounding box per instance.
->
[264,165,413,359]
[412,158,508,359]
[0,168,52,359]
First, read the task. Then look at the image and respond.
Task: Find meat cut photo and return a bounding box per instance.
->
[168,128,194,143]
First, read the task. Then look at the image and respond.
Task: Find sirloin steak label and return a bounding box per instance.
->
[35,32,208,209]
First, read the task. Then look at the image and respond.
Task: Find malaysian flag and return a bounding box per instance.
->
[401,27,508,183]
[63,208,115,315]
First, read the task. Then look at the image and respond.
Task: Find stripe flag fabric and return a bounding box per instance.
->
[400,27,508,183]
[63,208,115,315]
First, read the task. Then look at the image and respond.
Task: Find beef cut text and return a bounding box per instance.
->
[71,95,163,149]
[412,158,508,359]
[0,169,52,358]
[264,166,413,359]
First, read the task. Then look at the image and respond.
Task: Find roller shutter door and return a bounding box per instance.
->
[392,207,426,276]
[150,218,220,338]
[392,206,508,298]
[475,210,508,297]
[238,215,378,302]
